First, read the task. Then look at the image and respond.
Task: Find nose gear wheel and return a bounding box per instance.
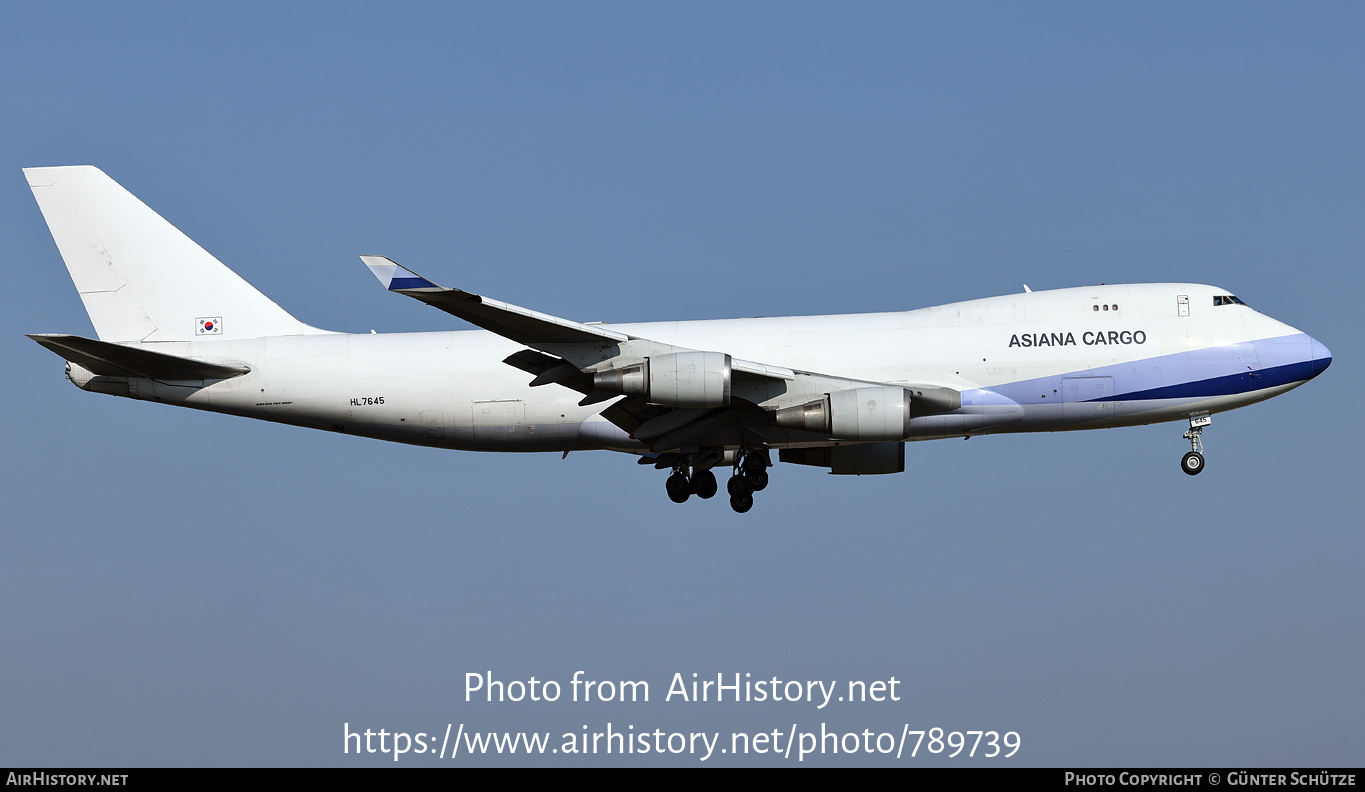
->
[1180,414,1210,476]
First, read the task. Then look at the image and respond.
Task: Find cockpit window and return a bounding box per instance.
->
[1214,295,1247,307]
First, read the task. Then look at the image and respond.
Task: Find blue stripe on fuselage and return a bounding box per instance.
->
[985,333,1325,407]
[1104,358,1318,402]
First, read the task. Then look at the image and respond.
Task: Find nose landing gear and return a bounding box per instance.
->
[1180,414,1211,476]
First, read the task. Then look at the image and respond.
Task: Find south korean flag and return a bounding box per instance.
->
[196,317,223,335]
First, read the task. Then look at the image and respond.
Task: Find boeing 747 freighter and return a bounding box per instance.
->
[25,166,1333,512]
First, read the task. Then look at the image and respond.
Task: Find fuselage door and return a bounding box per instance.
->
[1177,295,1190,317]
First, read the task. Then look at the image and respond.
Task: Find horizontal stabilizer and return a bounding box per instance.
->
[28,334,250,381]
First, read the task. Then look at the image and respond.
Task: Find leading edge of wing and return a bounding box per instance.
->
[360,255,631,347]
[360,256,796,382]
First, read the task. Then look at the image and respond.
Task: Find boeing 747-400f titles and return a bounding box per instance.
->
[25,166,1333,513]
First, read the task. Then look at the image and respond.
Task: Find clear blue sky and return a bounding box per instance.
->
[2,2,1360,766]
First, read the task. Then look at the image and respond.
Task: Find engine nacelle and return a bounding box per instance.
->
[593,351,732,407]
[775,386,911,441]
[830,386,910,440]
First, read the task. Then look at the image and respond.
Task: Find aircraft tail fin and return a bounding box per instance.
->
[24,166,325,343]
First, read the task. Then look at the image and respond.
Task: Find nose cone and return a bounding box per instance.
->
[1308,336,1333,379]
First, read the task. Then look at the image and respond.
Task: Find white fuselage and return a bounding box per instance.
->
[77,282,1330,456]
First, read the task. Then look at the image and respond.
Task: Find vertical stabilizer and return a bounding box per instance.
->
[25,166,326,342]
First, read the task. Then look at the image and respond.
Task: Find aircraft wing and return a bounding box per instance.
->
[362,256,795,381]
[362,256,633,348]
[362,257,958,441]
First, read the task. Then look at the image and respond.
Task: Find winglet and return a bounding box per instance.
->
[360,255,440,291]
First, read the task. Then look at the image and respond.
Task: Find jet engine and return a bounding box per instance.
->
[774,385,912,441]
[593,351,732,407]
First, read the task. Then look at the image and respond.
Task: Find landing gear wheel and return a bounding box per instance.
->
[666,472,692,503]
[1181,415,1209,477]
[745,467,769,492]
[727,475,753,498]
[729,492,753,513]
[692,469,718,499]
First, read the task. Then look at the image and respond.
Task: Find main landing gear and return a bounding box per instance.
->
[725,450,770,514]
[662,448,770,513]
[666,467,717,503]
[1180,413,1211,476]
